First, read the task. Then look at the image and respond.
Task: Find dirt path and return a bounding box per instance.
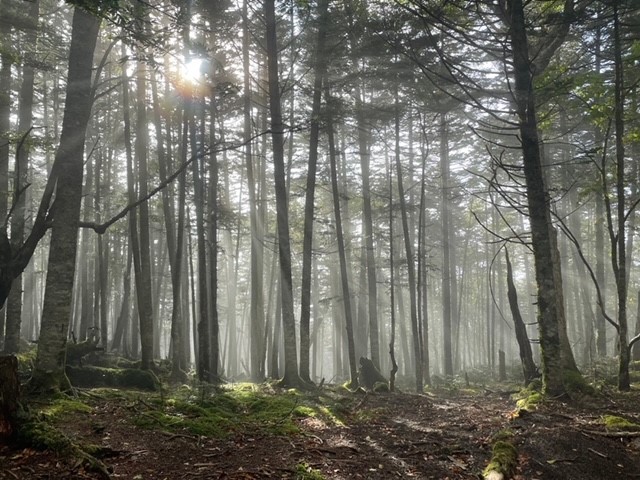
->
[1,388,639,479]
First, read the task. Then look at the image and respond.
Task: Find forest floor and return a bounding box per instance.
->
[1,380,640,479]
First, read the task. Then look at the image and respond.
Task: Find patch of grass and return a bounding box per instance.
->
[295,462,325,480]
[602,415,640,431]
[483,440,518,479]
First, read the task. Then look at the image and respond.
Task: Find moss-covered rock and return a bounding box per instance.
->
[602,415,640,432]
[66,365,159,391]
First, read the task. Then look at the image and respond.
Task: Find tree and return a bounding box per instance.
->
[3,0,40,354]
[394,88,423,392]
[299,0,330,384]
[29,5,101,392]
[265,0,303,388]
[502,0,582,395]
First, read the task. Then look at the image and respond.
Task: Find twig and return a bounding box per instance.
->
[583,429,640,438]
[588,447,608,459]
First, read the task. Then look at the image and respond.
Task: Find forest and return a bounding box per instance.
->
[1,0,640,478]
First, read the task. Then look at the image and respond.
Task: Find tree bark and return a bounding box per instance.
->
[299,0,329,384]
[327,88,359,388]
[505,0,580,396]
[505,248,538,384]
[265,0,301,388]
[0,355,19,438]
[29,7,101,393]
[4,0,39,354]
[395,91,422,392]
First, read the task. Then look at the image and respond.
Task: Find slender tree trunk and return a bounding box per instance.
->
[505,249,538,384]
[4,0,39,354]
[344,0,380,369]
[395,92,422,392]
[299,0,329,383]
[388,158,398,391]
[134,37,155,370]
[326,88,359,388]
[440,112,454,376]
[243,0,266,382]
[612,3,629,391]
[265,0,302,388]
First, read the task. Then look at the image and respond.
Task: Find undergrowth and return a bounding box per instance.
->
[127,382,351,438]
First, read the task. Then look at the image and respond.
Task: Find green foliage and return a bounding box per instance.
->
[295,462,325,480]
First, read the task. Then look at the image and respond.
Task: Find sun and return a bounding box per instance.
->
[182,57,204,84]
[171,57,211,98]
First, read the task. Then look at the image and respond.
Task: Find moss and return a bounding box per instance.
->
[295,462,325,480]
[41,397,92,420]
[602,415,640,432]
[15,416,110,477]
[515,391,543,411]
[563,370,595,396]
[491,429,515,442]
[483,440,518,478]
[132,383,329,438]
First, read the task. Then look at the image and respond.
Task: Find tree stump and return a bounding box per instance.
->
[358,357,388,390]
[499,350,507,382]
[0,355,20,438]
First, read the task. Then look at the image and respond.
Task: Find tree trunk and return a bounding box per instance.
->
[327,88,359,388]
[505,249,538,384]
[506,0,580,396]
[299,0,329,384]
[134,32,155,371]
[440,112,454,377]
[243,0,266,383]
[3,0,39,354]
[395,92,422,392]
[612,3,630,391]
[344,0,380,370]
[29,7,100,393]
[0,355,19,438]
[265,0,302,388]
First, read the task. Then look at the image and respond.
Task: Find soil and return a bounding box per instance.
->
[1,386,640,480]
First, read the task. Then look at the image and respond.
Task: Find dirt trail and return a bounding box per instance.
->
[1,388,639,479]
